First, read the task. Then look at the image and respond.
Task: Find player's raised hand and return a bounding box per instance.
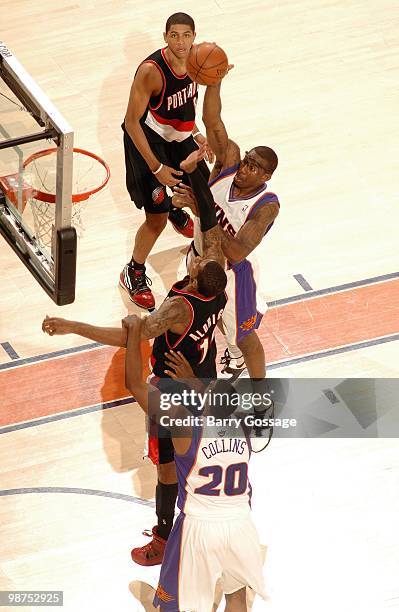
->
[155,164,183,187]
[180,144,208,173]
[172,183,197,213]
[42,315,71,335]
[193,132,215,163]
[164,350,195,379]
[122,314,142,330]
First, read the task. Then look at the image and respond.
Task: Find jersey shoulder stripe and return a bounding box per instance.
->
[209,164,239,188]
[246,192,280,220]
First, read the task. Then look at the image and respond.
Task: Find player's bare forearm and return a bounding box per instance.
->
[75,323,127,346]
[220,202,280,263]
[42,316,127,346]
[125,322,143,389]
[207,123,228,164]
[203,84,228,165]
[125,119,159,171]
[124,320,152,413]
[140,297,190,339]
[202,225,225,267]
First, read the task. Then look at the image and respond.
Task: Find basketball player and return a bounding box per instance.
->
[124,314,267,612]
[42,145,227,565]
[120,12,214,311]
[173,83,280,380]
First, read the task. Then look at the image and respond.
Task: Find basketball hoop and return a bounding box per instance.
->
[4,147,110,251]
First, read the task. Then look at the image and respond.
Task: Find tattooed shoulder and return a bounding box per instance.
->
[141,296,190,339]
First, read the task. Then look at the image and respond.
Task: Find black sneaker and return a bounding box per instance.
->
[119,263,155,311]
[252,400,274,453]
[219,348,247,380]
[168,206,194,238]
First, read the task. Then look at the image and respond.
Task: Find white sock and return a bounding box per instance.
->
[227,342,245,368]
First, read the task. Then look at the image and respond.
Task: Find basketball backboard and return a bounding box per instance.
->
[0,41,76,305]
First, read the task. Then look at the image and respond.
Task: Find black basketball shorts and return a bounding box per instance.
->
[122,124,209,214]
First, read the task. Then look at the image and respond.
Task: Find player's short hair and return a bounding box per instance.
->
[254,146,278,174]
[197,261,227,297]
[165,13,195,33]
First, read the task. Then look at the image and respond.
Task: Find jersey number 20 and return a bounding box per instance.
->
[194,462,248,496]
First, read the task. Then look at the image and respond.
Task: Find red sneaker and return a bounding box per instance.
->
[131,526,167,566]
[119,264,155,311]
[168,207,194,239]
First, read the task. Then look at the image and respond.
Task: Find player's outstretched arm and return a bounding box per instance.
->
[180,146,224,267]
[42,316,127,347]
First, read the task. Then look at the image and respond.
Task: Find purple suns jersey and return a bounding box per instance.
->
[138,48,198,143]
[175,425,252,518]
[151,277,226,379]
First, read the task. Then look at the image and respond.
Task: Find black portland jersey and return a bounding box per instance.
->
[139,48,198,143]
[152,278,226,379]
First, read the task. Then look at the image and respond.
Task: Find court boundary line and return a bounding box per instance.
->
[0,396,133,434]
[1,331,398,435]
[268,270,399,307]
[0,486,155,507]
[268,331,399,370]
[0,341,103,371]
[1,271,397,373]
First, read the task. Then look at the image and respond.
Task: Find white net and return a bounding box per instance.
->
[23,149,109,251]
[29,197,87,251]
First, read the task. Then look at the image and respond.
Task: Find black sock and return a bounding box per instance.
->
[130,257,145,270]
[156,481,178,540]
[251,378,273,416]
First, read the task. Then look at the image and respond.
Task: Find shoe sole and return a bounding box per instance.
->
[219,367,248,382]
[169,221,193,239]
[119,280,155,312]
[130,556,163,566]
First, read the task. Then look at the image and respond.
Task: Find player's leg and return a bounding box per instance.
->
[120,129,170,310]
[238,330,265,378]
[224,588,247,612]
[131,437,177,566]
[154,516,222,612]
[156,459,178,541]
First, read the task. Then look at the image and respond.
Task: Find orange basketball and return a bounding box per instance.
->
[187,42,228,86]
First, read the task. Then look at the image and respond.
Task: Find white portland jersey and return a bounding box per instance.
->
[176,425,252,518]
[193,164,279,264]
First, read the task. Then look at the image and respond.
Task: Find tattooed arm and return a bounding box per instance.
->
[202,225,225,268]
[218,202,280,264]
[43,297,191,346]
[132,296,191,340]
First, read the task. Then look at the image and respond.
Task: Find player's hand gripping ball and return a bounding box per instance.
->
[187,42,229,85]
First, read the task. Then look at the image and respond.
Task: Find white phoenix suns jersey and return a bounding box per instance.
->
[193,164,279,267]
[176,425,252,518]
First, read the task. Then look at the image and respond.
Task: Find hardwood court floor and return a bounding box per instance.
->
[1,0,399,610]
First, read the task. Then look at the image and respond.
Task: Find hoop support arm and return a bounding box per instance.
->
[0,128,58,150]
